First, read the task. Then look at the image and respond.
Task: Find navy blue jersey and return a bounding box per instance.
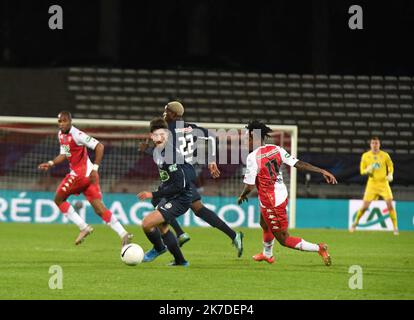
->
[152,146,192,202]
[168,120,216,165]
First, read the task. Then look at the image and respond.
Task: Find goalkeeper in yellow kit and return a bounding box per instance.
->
[350,137,399,235]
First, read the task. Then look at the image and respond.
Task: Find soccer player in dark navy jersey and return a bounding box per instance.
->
[138,117,191,266]
[140,101,243,262]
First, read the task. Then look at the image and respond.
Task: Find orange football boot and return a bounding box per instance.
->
[252,252,275,264]
[318,243,332,266]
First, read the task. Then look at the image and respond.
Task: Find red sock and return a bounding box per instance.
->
[284,236,302,249]
[58,201,70,214]
[263,227,275,243]
[102,210,112,223]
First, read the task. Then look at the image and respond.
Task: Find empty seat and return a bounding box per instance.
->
[306,111,319,117]
[337,147,352,153]
[359,103,371,109]
[343,83,356,90]
[370,130,383,136]
[352,148,365,153]
[320,111,333,117]
[354,121,367,127]
[342,130,355,136]
[297,119,310,126]
[395,149,409,154]
[356,75,370,81]
[300,129,313,135]
[323,147,337,153]
[323,138,336,144]
[293,110,306,116]
[328,129,341,135]
[352,139,365,145]
[356,130,370,136]
[314,129,327,135]
[326,121,339,126]
[311,120,324,126]
[395,141,409,146]
[400,131,413,137]
[382,122,395,128]
[396,122,410,128]
[356,84,369,90]
[310,138,323,144]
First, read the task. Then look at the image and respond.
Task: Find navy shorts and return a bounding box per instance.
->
[190,181,202,203]
[183,163,202,203]
[157,197,192,224]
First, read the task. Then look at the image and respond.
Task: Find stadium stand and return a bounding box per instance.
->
[1,67,413,199]
[67,67,414,155]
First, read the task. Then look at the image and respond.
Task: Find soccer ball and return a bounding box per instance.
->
[120,243,144,266]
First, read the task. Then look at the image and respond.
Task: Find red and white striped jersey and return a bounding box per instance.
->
[58,126,99,177]
[243,144,298,207]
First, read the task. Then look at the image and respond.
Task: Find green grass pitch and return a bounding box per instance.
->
[0,223,413,300]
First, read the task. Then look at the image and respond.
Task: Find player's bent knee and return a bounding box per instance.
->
[54,196,65,208]
[142,217,156,232]
[274,231,288,246]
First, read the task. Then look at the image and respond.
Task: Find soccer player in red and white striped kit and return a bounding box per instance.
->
[238,120,337,266]
[38,111,132,246]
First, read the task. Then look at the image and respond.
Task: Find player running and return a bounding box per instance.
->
[38,111,132,246]
[350,137,398,235]
[139,101,243,262]
[138,117,191,266]
[237,120,337,266]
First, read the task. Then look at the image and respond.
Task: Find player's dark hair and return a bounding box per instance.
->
[371,136,380,141]
[58,111,72,120]
[246,120,272,140]
[150,117,168,132]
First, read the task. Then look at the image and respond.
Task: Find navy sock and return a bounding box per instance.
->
[162,230,186,264]
[144,228,165,252]
[169,218,185,237]
[195,206,236,240]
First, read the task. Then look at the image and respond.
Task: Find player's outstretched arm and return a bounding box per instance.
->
[137,191,153,200]
[208,162,220,179]
[38,154,66,171]
[237,183,255,205]
[294,160,338,184]
[138,138,155,155]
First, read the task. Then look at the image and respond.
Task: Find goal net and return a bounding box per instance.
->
[0,116,298,227]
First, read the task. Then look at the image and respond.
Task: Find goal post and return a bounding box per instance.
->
[0,116,298,229]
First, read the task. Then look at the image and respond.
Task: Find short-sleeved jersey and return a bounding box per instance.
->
[168,120,216,165]
[360,150,394,184]
[243,144,298,207]
[58,126,99,177]
[152,145,192,202]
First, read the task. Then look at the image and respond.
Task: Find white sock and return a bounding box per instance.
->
[295,239,319,252]
[66,206,88,231]
[263,239,275,258]
[108,215,128,238]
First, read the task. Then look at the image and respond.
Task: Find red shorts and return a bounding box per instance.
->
[260,198,289,232]
[56,174,102,202]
